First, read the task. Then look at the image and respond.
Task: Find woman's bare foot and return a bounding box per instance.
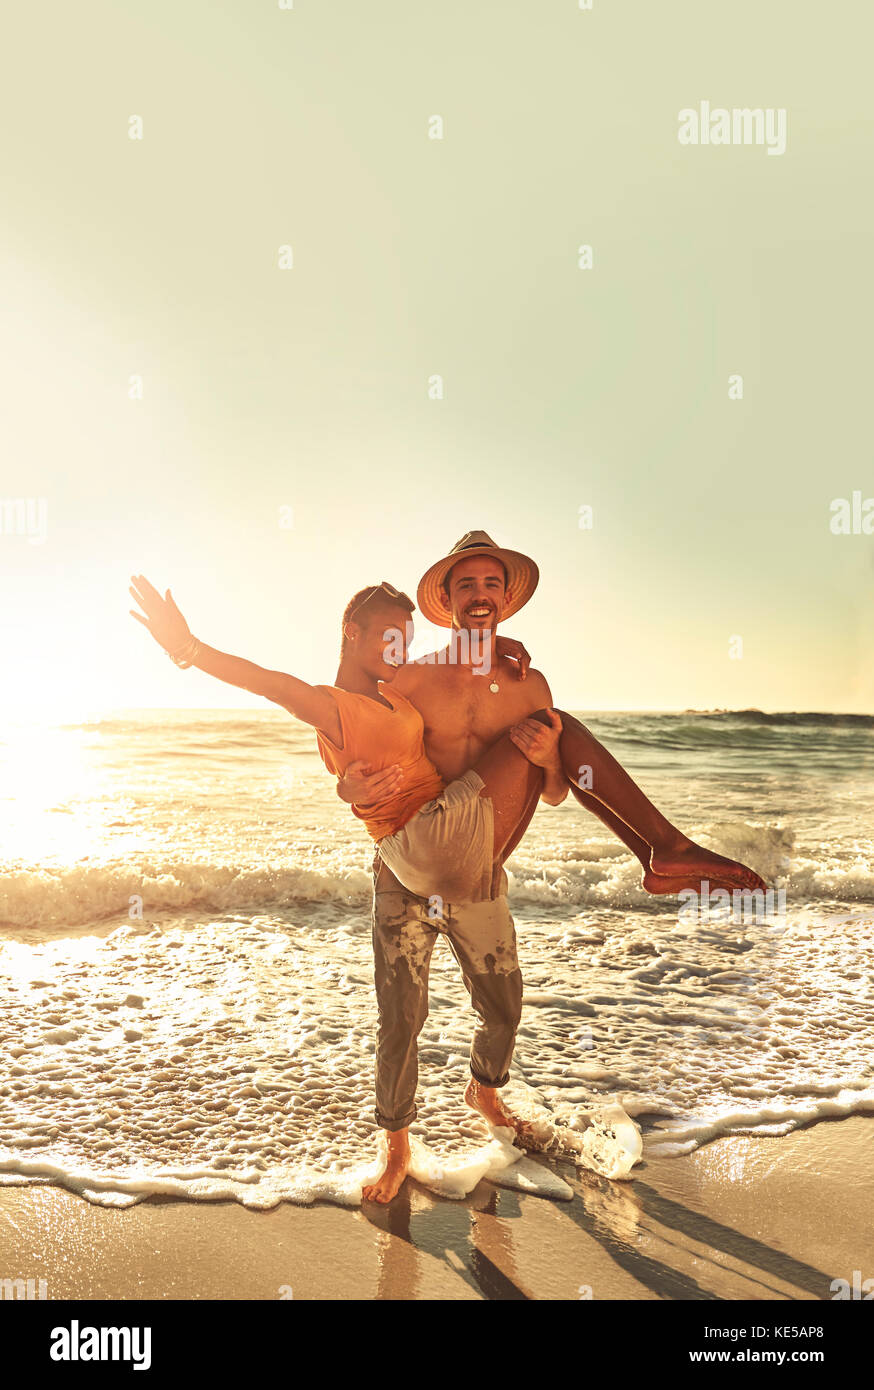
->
[648,837,766,894]
[362,1129,411,1204]
[641,867,766,896]
[464,1078,537,1150]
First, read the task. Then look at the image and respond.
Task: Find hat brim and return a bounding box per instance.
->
[416,545,540,628]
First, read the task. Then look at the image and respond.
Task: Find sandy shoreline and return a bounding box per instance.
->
[1,1115,870,1301]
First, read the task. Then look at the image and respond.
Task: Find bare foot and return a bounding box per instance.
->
[641,867,767,896]
[464,1078,538,1150]
[648,838,767,894]
[362,1130,411,1204]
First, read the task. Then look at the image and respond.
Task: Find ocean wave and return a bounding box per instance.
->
[688,709,874,728]
[50,708,874,742]
[594,718,874,757]
[1,824,871,930]
[0,861,373,929]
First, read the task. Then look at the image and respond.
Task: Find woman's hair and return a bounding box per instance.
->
[340,585,414,655]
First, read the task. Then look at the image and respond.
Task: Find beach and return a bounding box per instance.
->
[1,707,872,1296]
[3,0,872,1316]
[2,1117,870,1300]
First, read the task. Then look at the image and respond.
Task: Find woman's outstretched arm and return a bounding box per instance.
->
[128,573,341,741]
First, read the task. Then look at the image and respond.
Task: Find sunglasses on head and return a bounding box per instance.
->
[347,581,412,623]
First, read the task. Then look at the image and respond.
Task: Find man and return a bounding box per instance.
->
[340,531,764,1203]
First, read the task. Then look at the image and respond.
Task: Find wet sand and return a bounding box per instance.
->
[1,1115,870,1301]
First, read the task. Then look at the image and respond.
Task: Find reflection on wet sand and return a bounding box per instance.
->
[359,1117,871,1301]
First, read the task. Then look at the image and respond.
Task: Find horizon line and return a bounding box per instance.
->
[2,704,870,719]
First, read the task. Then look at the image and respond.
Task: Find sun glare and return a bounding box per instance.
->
[0,718,106,863]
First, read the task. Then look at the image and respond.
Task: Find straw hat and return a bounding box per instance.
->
[416,530,539,628]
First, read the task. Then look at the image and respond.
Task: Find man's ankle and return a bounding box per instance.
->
[468,1077,495,1097]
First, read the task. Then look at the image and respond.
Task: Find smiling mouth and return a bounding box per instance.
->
[465,606,494,619]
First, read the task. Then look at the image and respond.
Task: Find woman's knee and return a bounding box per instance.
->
[529,707,577,734]
[528,707,554,728]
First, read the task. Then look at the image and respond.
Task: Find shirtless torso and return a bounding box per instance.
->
[391,653,553,781]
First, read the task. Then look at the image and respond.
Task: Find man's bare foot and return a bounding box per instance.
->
[362,1129,411,1204]
[464,1078,538,1150]
[648,837,767,894]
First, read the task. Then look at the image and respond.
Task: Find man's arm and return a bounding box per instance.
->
[336,760,402,805]
[527,718,569,806]
[539,757,570,806]
[510,670,569,806]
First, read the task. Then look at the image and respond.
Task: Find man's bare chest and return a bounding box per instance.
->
[412,666,540,743]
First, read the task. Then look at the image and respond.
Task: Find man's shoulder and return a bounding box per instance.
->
[511,663,552,699]
[393,662,421,689]
[392,662,434,697]
[395,652,457,684]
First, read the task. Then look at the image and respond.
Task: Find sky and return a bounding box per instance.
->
[1,0,872,718]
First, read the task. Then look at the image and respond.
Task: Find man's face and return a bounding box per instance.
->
[441,556,509,633]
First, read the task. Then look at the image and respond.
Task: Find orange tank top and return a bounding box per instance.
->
[315,684,444,841]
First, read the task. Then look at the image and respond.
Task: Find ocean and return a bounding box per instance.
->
[1,708,872,1207]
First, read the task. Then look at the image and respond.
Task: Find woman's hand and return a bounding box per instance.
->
[129,574,191,655]
[494,635,531,680]
[129,575,341,734]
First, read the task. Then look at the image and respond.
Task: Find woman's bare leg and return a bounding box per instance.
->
[469,713,766,895]
[565,783,714,893]
[567,783,653,867]
[555,710,766,892]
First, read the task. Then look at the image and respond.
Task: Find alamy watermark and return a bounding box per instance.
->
[678,102,787,157]
[383,623,494,676]
[50,1321,151,1369]
[1,1276,48,1300]
[0,497,47,546]
[830,1271,874,1300]
[678,882,786,925]
[829,491,874,535]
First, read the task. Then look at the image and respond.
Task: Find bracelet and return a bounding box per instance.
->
[168,635,200,669]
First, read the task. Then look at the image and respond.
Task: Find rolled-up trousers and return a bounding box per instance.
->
[371,852,524,1131]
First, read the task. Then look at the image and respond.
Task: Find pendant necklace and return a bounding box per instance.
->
[489,679,500,693]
